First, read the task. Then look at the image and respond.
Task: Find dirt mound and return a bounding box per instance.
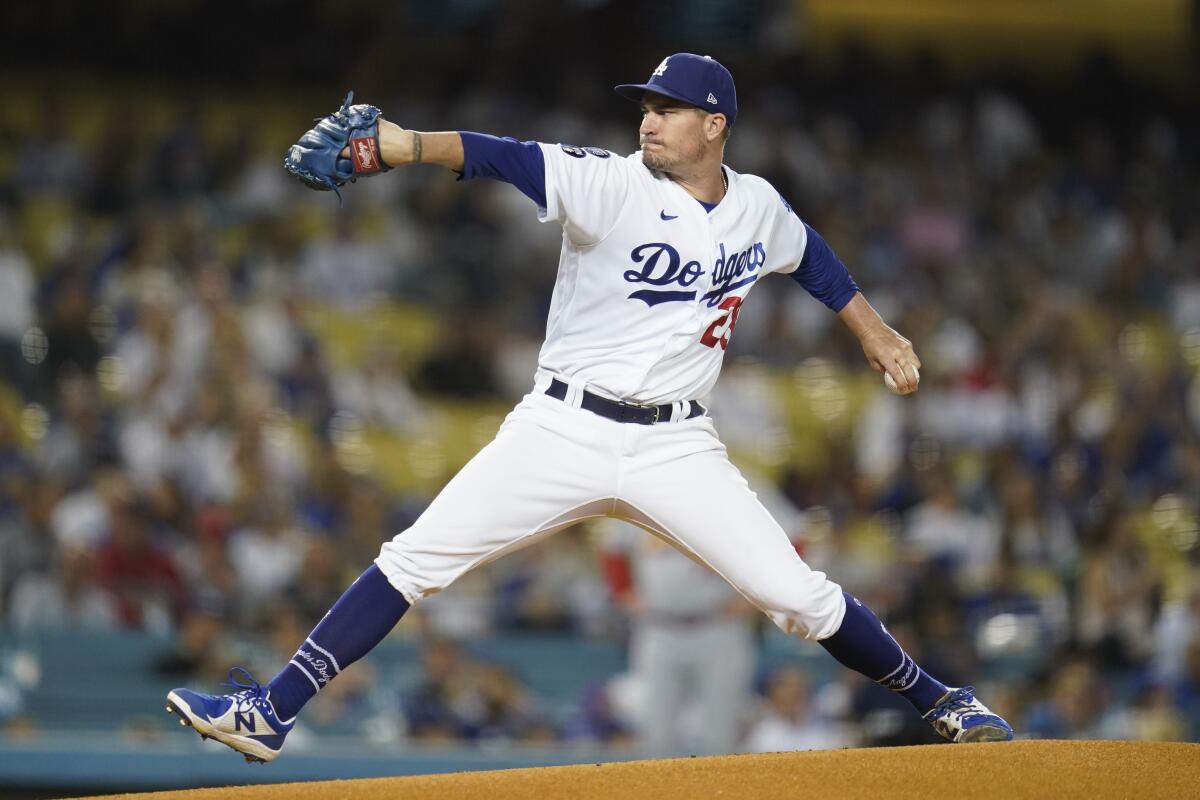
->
[82,740,1198,800]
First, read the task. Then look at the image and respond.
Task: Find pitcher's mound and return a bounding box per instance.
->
[84,740,1198,800]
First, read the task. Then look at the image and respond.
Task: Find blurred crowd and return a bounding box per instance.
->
[1,31,1199,754]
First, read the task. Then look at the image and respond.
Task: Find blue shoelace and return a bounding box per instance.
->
[221,667,273,715]
[935,686,998,724]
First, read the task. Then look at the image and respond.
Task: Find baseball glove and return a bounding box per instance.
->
[283,91,390,203]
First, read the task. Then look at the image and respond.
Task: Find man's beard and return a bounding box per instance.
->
[641,147,671,172]
[640,133,705,175]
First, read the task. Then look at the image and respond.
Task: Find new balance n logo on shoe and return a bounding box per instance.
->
[167,668,297,763]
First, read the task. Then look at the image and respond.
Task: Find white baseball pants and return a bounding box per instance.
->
[376,376,847,640]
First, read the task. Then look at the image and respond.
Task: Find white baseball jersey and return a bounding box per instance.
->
[377,140,847,647]
[535,144,808,404]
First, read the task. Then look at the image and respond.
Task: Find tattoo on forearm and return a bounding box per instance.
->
[412,131,422,164]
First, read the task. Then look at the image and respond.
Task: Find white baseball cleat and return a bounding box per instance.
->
[166,668,295,763]
[924,686,1015,743]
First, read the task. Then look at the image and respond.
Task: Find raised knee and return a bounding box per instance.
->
[759,577,846,641]
[374,539,436,605]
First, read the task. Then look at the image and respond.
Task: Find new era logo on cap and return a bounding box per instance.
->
[614,53,739,127]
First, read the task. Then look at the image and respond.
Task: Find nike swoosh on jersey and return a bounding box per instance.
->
[660,210,678,221]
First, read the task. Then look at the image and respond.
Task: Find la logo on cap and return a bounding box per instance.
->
[653,57,669,77]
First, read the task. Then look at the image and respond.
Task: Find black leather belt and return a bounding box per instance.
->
[545,378,704,425]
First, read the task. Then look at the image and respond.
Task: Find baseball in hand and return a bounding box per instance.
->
[884,366,919,394]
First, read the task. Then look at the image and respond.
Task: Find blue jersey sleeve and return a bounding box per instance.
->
[790,223,860,312]
[458,132,547,208]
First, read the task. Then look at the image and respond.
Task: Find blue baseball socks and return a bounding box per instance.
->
[266,579,939,722]
[819,592,947,714]
[266,564,410,721]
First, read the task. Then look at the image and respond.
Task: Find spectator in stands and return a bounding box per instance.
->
[1173,641,1200,741]
[494,525,611,636]
[0,216,36,394]
[331,346,429,435]
[471,664,553,743]
[996,468,1078,579]
[37,272,103,406]
[414,313,502,399]
[14,99,87,200]
[559,682,635,747]
[398,637,552,743]
[1126,682,1188,742]
[338,478,398,568]
[298,214,392,311]
[402,639,479,742]
[8,542,117,630]
[963,555,1065,671]
[0,463,55,613]
[743,666,851,752]
[152,600,232,682]
[1153,577,1200,685]
[227,496,309,614]
[36,374,115,490]
[904,464,1001,590]
[1023,658,1108,739]
[1077,510,1163,668]
[285,537,349,626]
[84,108,140,215]
[95,491,188,632]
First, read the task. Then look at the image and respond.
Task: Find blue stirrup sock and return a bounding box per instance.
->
[266,564,410,721]
[818,592,947,715]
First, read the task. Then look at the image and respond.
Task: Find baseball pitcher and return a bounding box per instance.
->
[167,54,1012,762]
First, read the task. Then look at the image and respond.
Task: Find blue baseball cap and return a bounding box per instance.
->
[615,53,738,127]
